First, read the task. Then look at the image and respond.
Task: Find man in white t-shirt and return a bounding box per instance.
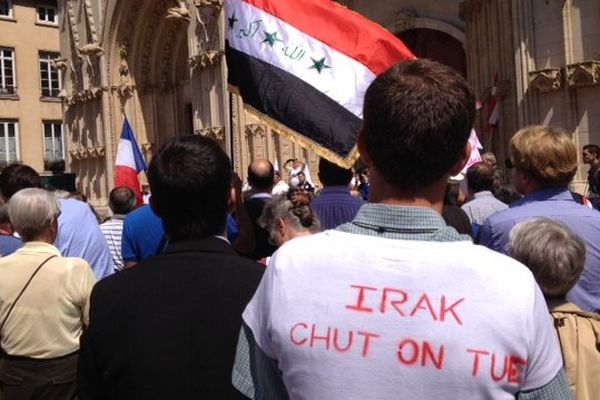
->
[232,59,569,399]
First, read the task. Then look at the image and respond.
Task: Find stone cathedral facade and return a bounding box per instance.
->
[57,0,600,209]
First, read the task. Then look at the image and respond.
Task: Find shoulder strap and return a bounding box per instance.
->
[0,255,57,334]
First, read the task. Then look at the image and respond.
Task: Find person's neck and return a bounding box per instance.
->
[29,233,55,244]
[368,174,445,215]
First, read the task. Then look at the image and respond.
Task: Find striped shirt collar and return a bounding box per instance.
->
[336,203,470,242]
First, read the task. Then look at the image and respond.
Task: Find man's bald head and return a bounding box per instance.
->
[248,159,275,192]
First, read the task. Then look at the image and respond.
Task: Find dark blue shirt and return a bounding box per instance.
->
[312,186,364,230]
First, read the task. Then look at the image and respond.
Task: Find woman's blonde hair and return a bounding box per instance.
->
[509,125,577,187]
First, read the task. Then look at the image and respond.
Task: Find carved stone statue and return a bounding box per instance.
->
[50,58,70,72]
[167,1,191,22]
[79,43,104,57]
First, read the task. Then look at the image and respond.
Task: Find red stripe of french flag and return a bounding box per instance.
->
[115,117,147,205]
[241,0,414,76]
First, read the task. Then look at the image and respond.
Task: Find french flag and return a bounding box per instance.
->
[225,0,414,168]
[115,117,147,205]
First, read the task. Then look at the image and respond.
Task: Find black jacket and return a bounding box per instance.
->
[77,237,264,400]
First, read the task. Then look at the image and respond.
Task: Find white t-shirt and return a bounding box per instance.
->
[243,231,562,399]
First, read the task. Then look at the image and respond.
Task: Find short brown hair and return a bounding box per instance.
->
[509,125,577,188]
[466,162,495,193]
[362,59,475,192]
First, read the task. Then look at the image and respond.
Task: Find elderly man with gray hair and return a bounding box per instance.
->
[0,188,96,399]
[509,218,600,400]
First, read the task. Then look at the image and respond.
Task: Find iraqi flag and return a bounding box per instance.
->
[225,0,414,168]
[115,117,147,205]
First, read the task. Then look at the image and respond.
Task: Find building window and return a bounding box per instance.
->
[0,48,16,95]
[37,4,58,24]
[0,120,19,164]
[0,0,13,19]
[39,52,61,97]
[43,121,63,161]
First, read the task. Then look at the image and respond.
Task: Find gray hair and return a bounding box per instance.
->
[8,188,60,241]
[508,218,585,297]
[258,192,320,239]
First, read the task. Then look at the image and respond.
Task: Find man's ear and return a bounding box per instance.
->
[357,129,372,168]
[449,142,472,176]
[227,186,237,214]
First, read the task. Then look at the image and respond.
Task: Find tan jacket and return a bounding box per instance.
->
[0,242,96,358]
[550,301,600,400]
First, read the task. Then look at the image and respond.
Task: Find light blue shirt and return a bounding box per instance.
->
[55,198,114,280]
[461,190,508,225]
[480,187,600,312]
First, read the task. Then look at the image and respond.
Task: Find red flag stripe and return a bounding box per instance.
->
[239,0,414,75]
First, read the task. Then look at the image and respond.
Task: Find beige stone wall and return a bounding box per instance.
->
[57,0,600,203]
[461,0,600,194]
[0,0,62,172]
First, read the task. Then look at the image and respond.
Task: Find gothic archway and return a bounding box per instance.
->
[397,28,467,77]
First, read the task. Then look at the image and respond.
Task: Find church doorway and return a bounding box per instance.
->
[397,28,467,77]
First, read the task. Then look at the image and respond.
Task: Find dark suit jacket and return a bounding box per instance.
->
[244,196,277,260]
[77,237,264,400]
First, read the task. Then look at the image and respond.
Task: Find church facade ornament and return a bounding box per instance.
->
[528,68,563,93]
[566,60,600,88]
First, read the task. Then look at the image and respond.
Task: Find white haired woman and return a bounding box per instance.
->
[258,189,320,254]
[0,188,96,399]
[509,218,600,400]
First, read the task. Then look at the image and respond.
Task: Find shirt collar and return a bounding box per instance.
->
[512,187,572,206]
[339,203,468,242]
[473,190,495,199]
[249,192,272,200]
[320,186,352,195]
[16,241,62,256]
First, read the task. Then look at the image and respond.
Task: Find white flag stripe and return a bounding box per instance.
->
[115,139,137,170]
[226,0,376,118]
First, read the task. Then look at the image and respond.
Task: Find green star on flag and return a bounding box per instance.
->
[309,57,331,74]
[228,13,238,30]
[262,31,282,47]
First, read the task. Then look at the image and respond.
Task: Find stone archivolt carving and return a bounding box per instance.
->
[167,1,191,22]
[195,127,225,140]
[566,60,600,88]
[244,124,266,139]
[529,68,563,92]
[194,0,223,11]
[188,50,224,70]
[113,44,135,99]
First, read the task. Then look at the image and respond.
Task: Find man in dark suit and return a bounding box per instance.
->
[77,136,264,399]
[242,159,277,260]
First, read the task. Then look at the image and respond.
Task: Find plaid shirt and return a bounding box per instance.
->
[232,204,572,400]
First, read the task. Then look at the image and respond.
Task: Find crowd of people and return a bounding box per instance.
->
[0,58,599,399]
